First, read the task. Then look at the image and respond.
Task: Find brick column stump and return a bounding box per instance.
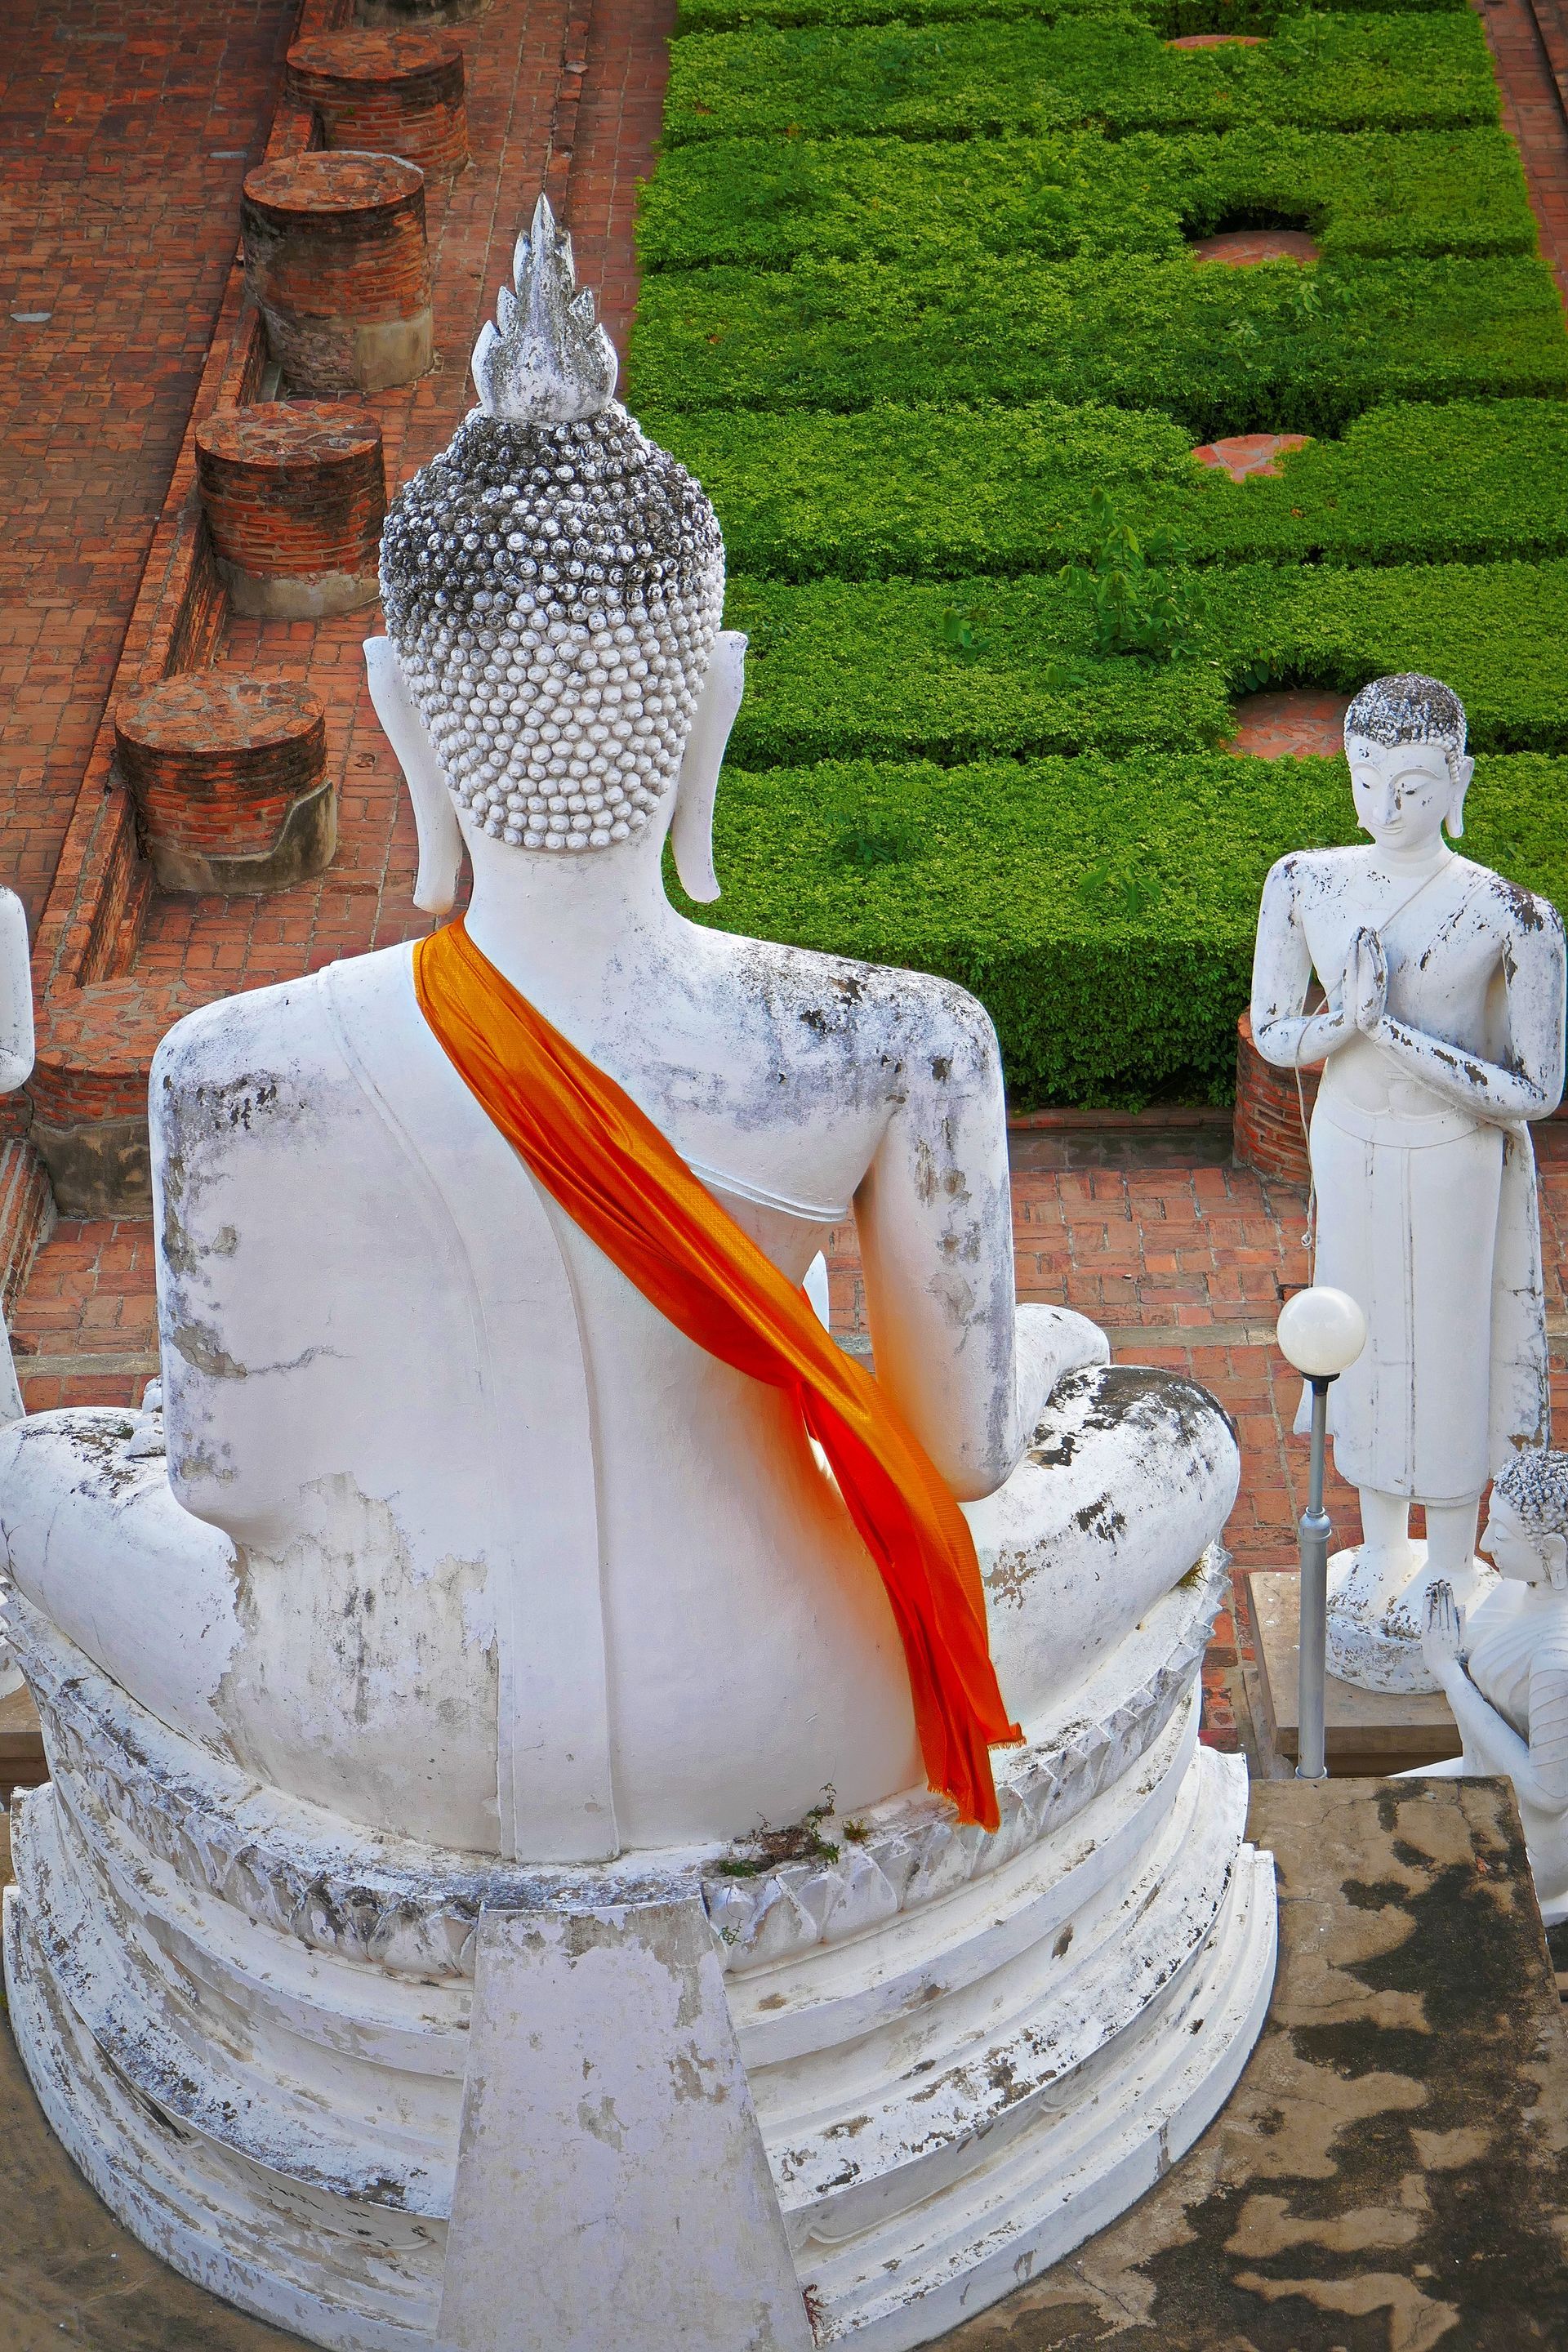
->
[242,154,432,395]
[287,33,469,177]
[1232,1010,1316,1185]
[114,675,334,897]
[195,403,385,621]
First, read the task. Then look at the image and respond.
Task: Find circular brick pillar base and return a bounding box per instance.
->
[242,154,432,396]
[287,32,468,178]
[1232,1012,1316,1186]
[196,403,385,620]
[114,675,333,895]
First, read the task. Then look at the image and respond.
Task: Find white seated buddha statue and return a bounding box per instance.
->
[0,199,1273,2352]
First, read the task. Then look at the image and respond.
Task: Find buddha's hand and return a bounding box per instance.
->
[1348,926,1388,1036]
[1422,1579,1466,1680]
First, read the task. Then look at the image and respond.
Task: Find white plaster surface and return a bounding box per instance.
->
[438,1900,812,2352]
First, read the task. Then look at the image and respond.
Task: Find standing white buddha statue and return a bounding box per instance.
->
[1250,677,1566,1693]
[1417,1450,1568,1923]
[0,198,1273,2351]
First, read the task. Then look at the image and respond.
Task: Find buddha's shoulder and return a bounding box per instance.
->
[721,932,998,1069]
[1261,844,1370,898]
[150,945,416,1102]
[1450,858,1566,944]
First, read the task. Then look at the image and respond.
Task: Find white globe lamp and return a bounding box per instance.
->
[1276,1286,1366,1380]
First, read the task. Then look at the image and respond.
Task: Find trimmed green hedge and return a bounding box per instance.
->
[639,127,1535,271]
[679,751,1568,1102]
[675,0,1467,39]
[640,0,1567,1107]
[662,13,1499,144]
[630,253,1568,434]
[722,559,1568,764]
[653,398,1568,578]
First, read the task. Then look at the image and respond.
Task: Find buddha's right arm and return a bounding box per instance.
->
[1250,857,1347,1071]
[1441,1661,1568,1813]
[853,980,1101,1501]
[1528,1656,1568,1807]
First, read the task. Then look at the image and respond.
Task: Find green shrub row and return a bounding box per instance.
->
[662,13,1498,144]
[630,252,1568,435]
[639,126,1533,271]
[675,0,1465,43]
[680,751,1568,1103]
[653,398,1568,579]
[720,558,1568,764]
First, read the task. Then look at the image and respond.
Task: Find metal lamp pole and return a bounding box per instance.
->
[1276,1287,1367,1785]
[1296,1374,1334,1782]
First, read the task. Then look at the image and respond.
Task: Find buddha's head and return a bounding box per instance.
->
[1343,674,1473,855]
[377,196,732,871]
[1484,1451,1568,1592]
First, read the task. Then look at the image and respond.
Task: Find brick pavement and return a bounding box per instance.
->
[1480,0,1568,301]
[1190,229,1321,265]
[1226,687,1353,757]
[1191,431,1312,483]
[0,0,296,933]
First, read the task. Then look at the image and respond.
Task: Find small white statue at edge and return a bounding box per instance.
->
[1251,676,1566,1693]
[0,884,34,1422]
[1418,1451,1568,1924]
[0,884,33,1701]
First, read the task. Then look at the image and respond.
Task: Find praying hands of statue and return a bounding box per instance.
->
[1347,927,1389,1037]
[1421,1579,1467,1684]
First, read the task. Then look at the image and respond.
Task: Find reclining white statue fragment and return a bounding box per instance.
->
[0,198,1275,2351]
[1250,679,1566,1694]
[0,880,34,1702]
[1415,1451,1568,1926]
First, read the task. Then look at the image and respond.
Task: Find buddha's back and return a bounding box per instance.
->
[154,938,925,1862]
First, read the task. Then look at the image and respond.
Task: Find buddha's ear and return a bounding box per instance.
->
[364,638,463,916]
[670,630,746,905]
[1446,752,1475,841]
[1545,1531,1568,1593]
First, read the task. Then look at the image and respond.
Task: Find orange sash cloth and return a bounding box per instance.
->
[412,917,1021,1831]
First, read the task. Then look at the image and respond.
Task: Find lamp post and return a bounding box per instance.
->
[1276,1285,1367,1781]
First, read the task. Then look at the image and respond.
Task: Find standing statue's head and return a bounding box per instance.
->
[1486,1451,1568,1592]
[1343,674,1474,853]
[376,195,737,893]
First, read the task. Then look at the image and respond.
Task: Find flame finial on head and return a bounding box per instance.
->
[470,193,619,425]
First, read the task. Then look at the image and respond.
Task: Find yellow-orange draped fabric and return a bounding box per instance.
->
[412,916,1020,1830]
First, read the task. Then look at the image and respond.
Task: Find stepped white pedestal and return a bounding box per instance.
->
[2,1546,1275,2352]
